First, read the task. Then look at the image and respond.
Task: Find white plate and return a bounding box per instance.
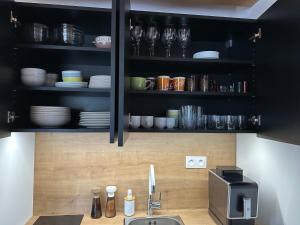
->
[80,119,109,122]
[79,121,110,124]
[79,125,109,128]
[80,115,110,118]
[55,82,88,88]
[80,111,110,114]
[193,51,219,59]
[31,106,69,110]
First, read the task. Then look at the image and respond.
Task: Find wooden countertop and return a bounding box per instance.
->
[25,209,217,225]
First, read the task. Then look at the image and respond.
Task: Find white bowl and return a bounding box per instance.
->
[93,36,111,48]
[30,115,70,127]
[21,68,46,87]
[193,51,220,59]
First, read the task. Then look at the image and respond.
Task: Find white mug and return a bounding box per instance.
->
[129,116,141,129]
[154,117,167,129]
[141,116,154,129]
[167,109,179,127]
[166,117,176,129]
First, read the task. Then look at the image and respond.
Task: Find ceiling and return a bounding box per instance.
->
[15,0,277,19]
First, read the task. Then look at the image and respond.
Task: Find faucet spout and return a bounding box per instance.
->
[147,164,161,216]
[149,164,156,196]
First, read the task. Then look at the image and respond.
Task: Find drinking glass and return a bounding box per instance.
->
[199,115,208,130]
[226,115,236,130]
[200,75,209,93]
[216,115,226,130]
[130,25,144,56]
[177,25,191,58]
[208,115,226,130]
[196,106,203,128]
[237,115,247,130]
[180,105,197,130]
[161,25,177,57]
[145,25,160,56]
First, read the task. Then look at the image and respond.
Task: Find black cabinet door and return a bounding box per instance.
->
[118,0,131,146]
[0,0,14,138]
[256,0,300,145]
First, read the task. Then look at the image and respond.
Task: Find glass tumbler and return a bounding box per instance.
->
[216,115,226,130]
[180,105,197,130]
[237,115,247,130]
[226,115,236,130]
[196,106,203,128]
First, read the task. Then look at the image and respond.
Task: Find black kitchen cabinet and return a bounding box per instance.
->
[256,0,300,145]
[118,0,300,146]
[0,0,15,138]
[118,0,257,146]
[0,1,118,143]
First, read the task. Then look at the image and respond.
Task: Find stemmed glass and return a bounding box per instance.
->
[161,24,176,57]
[130,24,144,56]
[177,25,191,58]
[145,25,160,56]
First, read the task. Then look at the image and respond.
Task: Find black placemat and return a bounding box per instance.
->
[33,215,84,225]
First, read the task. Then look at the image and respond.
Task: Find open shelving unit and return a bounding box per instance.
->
[118,4,258,146]
[128,90,255,98]
[16,43,111,53]
[9,2,117,142]
[16,86,111,94]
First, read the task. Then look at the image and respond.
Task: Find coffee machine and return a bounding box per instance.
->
[209,166,258,225]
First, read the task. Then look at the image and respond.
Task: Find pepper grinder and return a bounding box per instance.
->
[105,186,117,218]
[91,186,102,219]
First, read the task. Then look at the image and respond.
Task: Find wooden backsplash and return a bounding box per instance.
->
[33,133,236,215]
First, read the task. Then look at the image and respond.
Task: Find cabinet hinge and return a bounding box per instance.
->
[250,115,261,127]
[7,111,19,124]
[10,10,20,28]
[249,28,262,43]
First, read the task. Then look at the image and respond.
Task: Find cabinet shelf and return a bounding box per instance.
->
[11,127,110,132]
[129,56,253,65]
[15,86,111,95]
[129,128,257,133]
[15,43,111,53]
[128,90,255,98]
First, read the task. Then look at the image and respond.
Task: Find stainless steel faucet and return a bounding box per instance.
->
[147,164,161,216]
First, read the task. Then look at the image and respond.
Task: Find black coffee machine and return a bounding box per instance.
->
[209,166,258,225]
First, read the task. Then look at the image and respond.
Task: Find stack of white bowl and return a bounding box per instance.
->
[21,68,46,87]
[55,70,88,88]
[89,75,111,89]
[79,111,110,128]
[30,106,71,127]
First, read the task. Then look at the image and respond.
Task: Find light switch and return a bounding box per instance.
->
[186,156,207,169]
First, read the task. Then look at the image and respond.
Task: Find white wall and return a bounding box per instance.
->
[237,134,300,225]
[0,133,35,225]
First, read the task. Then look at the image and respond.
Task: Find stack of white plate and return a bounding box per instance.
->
[193,51,220,59]
[79,111,110,128]
[89,75,111,89]
[31,106,71,127]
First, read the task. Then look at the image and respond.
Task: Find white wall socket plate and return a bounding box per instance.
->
[186,156,207,169]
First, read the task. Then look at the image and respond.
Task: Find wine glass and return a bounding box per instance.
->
[161,25,176,57]
[130,25,144,56]
[145,25,160,56]
[177,25,191,58]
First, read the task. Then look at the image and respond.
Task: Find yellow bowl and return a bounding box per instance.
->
[63,77,82,82]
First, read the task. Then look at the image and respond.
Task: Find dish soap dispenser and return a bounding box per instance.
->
[105,186,117,218]
[124,189,135,217]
